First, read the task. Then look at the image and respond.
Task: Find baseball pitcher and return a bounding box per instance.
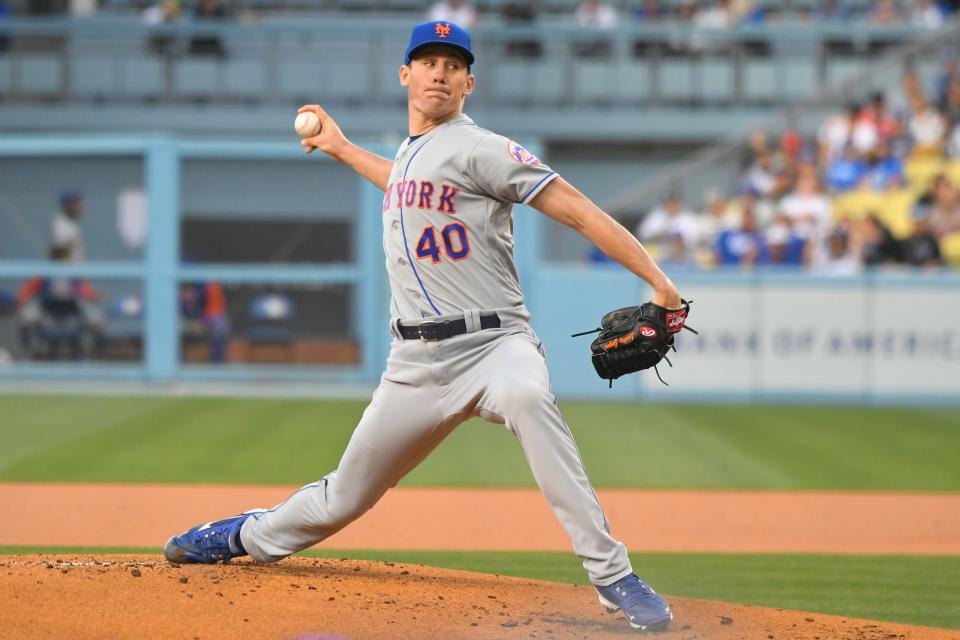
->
[164,21,688,632]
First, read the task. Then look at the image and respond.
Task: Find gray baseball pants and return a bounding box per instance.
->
[239,324,633,586]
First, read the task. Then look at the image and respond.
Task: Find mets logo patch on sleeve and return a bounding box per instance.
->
[507,140,541,167]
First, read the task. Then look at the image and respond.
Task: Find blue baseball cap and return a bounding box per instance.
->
[404,21,474,66]
[59,189,80,206]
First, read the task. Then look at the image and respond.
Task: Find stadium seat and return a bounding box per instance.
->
[492,63,531,102]
[614,59,649,102]
[18,55,61,96]
[0,57,12,96]
[944,161,960,188]
[941,232,960,267]
[120,57,165,100]
[832,189,882,220]
[532,59,565,103]
[832,188,913,238]
[573,59,613,103]
[700,58,733,102]
[173,59,220,99]
[875,190,914,238]
[71,56,116,98]
[905,157,946,193]
[659,57,695,102]
[222,59,268,101]
[277,59,320,103]
[825,58,862,90]
[782,60,817,99]
[742,59,777,102]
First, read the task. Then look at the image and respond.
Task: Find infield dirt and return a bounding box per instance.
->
[2,555,958,640]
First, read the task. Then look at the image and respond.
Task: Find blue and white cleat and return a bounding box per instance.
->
[595,573,672,632]
[163,511,262,564]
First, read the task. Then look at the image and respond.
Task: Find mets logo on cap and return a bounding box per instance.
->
[434,22,451,38]
[507,140,541,167]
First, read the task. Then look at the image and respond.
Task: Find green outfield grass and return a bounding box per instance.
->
[0,396,960,491]
[2,546,957,630]
[0,395,958,490]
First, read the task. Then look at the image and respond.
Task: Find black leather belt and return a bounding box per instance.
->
[398,313,501,341]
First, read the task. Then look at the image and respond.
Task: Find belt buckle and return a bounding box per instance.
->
[417,318,442,342]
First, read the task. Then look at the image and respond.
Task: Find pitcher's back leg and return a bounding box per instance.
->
[241,358,460,561]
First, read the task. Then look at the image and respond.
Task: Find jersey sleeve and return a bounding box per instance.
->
[466,134,558,205]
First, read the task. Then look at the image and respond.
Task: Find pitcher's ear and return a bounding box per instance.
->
[399,65,410,87]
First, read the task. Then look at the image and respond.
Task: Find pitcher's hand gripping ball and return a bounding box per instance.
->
[574,300,697,386]
[294,111,321,138]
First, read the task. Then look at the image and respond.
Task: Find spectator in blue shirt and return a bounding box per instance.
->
[714,205,768,267]
[824,146,866,192]
[863,142,905,190]
[762,222,806,266]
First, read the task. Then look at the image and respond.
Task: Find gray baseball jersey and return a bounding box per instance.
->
[239,113,633,586]
[382,113,555,322]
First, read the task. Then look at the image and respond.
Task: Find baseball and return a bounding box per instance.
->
[294,111,320,138]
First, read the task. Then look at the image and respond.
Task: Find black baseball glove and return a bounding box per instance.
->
[573,300,697,387]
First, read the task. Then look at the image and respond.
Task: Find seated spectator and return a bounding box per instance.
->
[948,122,960,158]
[851,103,880,157]
[727,186,777,229]
[502,1,542,57]
[818,104,858,166]
[632,0,665,22]
[860,213,904,267]
[694,0,733,28]
[814,0,849,21]
[763,221,806,266]
[815,226,861,275]
[143,0,180,56]
[676,0,697,22]
[0,0,10,53]
[862,142,905,190]
[910,0,944,28]
[868,0,904,24]
[743,150,777,197]
[779,174,833,243]
[189,0,227,58]
[901,196,945,267]
[940,76,960,125]
[908,96,947,157]
[428,0,477,29]
[18,246,102,360]
[824,146,866,192]
[714,206,767,268]
[866,92,902,146]
[637,193,699,261]
[180,279,230,363]
[575,0,617,28]
[929,174,960,237]
[695,191,737,264]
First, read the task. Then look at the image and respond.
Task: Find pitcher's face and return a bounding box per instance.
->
[401,46,474,122]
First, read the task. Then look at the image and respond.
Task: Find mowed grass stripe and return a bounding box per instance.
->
[2,546,957,630]
[0,395,957,490]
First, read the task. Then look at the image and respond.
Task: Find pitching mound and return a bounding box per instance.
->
[1,555,956,640]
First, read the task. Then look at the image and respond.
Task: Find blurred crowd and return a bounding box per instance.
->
[631,58,960,272]
[3,0,958,27]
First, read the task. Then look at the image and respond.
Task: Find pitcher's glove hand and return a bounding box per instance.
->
[573,300,697,387]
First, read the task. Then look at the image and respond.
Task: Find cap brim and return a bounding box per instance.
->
[407,42,474,66]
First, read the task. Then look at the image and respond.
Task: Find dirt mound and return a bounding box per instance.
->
[1,555,956,640]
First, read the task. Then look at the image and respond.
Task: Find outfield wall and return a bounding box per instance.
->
[531,268,960,404]
[1,137,957,406]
